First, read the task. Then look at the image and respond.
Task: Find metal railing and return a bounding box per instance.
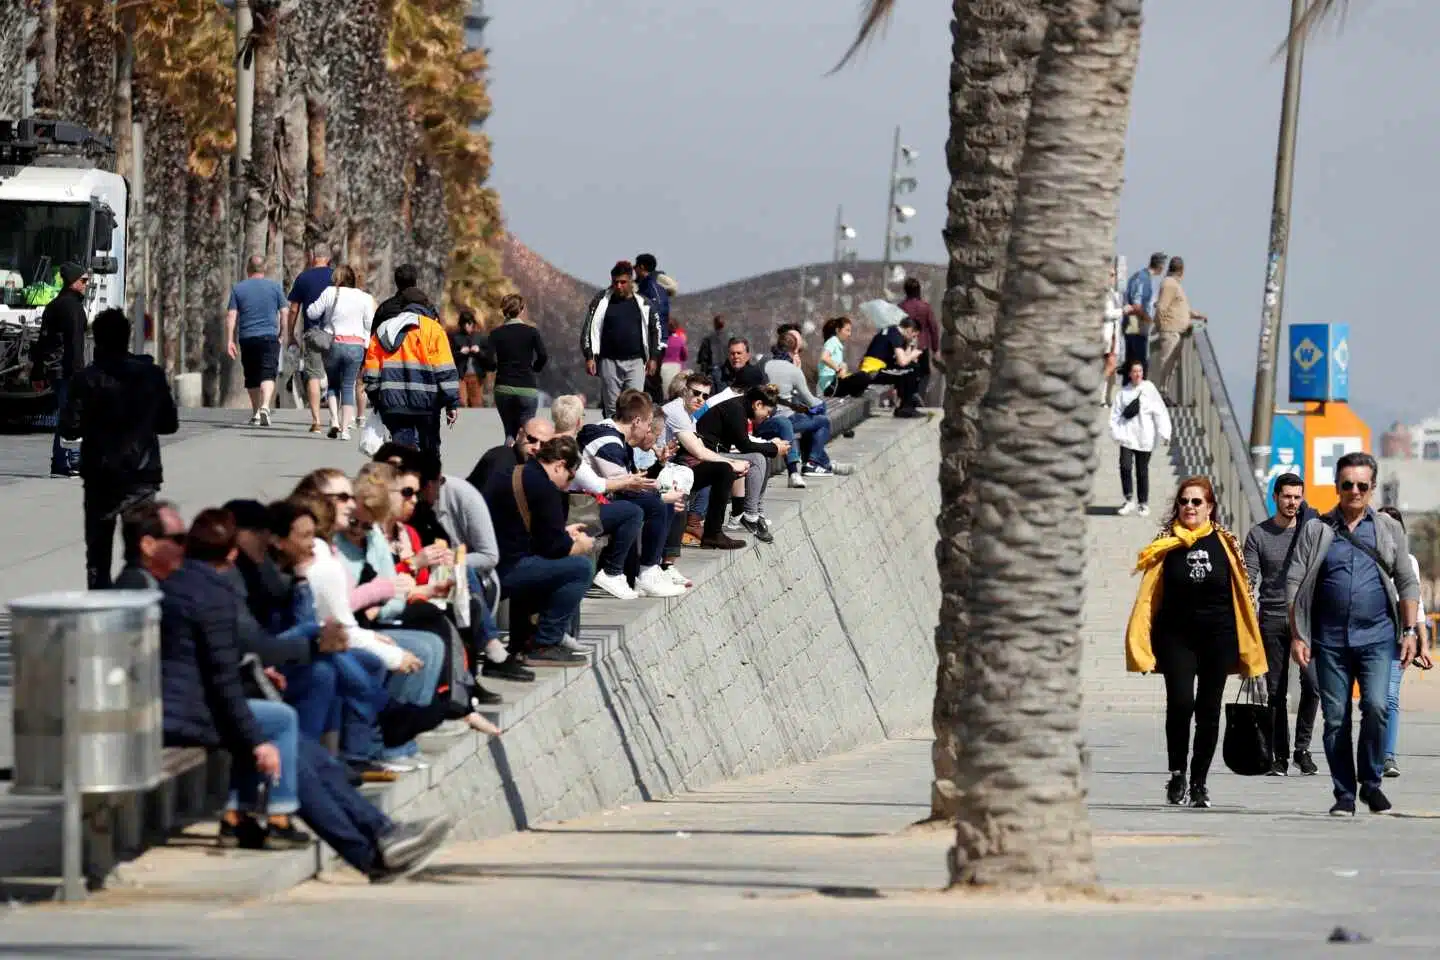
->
[1171,325,1268,533]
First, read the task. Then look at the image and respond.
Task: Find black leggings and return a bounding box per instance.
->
[1161,640,1229,784]
[1119,447,1151,505]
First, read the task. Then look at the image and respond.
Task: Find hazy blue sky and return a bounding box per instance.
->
[487,0,1440,429]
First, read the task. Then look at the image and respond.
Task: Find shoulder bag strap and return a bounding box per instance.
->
[511,465,531,533]
[1327,514,1394,580]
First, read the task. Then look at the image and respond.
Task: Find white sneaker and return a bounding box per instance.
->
[340,426,352,441]
[559,634,585,652]
[788,472,808,489]
[1137,504,1151,517]
[592,570,639,600]
[258,408,271,427]
[1117,500,1137,516]
[636,566,687,599]
[724,513,745,531]
[661,566,693,589]
[248,411,262,426]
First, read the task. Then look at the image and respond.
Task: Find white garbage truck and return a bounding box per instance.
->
[0,117,127,421]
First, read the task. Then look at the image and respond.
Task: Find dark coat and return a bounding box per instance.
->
[59,352,178,486]
[160,560,263,753]
[36,287,88,379]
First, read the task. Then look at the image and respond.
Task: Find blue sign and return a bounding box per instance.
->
[1288,323,1350,402]
[1262,414,1306,514]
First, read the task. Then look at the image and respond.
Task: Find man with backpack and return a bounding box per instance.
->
[362,265,459,454]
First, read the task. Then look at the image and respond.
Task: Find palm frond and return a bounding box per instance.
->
[1274,0,1350,59]
[828,0,895,75]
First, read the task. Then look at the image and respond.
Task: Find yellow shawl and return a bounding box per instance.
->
[1124,521,1267,677]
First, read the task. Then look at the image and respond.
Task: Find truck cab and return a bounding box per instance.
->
[0,118,127,417]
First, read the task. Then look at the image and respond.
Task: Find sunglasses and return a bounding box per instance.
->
[326,491,354,503]
[1178,497,1207,508]
[522,433,541,445]
[689,389,711,399]
[396,486,418,500]
[1340,481,1372,493]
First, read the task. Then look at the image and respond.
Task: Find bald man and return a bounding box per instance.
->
[466,417,555,492]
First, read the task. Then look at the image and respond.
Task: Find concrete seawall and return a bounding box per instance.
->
[386,414,941,840]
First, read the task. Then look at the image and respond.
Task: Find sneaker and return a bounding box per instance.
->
[1189,784,1212,808]
[257,408,272,427]
[787,471,808,489]
[894,407,923,419]
[1165,772,1186,805]
[1329,798,1357,817]
[660,566,693,588]
[49,470,81,479]
[1137,504,1151,517]
[724,513,745,531]
[373,816,454,883]
[592,570,639,600]
[1268,761,1288,777]
[348,760,400,783]
[802,463,834,478]
[356,414,367,429]
[740,514,774,544]
[559,634,585,652]
[1117,500,1138,516]
[483,657,535,683]
[636,567,687,598]
[340,426,352,442]
[218,815,268,850]
[528,644,587,666]
[681,532,703,547]
[1295,751,1319,776]
[1383,756,1400,779]
[248,412,263,426]
[263,818,316,850]
[700,533,747,550]
[327,425,341,439]
[1359,784,1393,814]
[471,682,503,706]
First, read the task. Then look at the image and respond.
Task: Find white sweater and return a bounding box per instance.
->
[1110,379,1171,453]
[307,541,405,670]
[307,287,378,343]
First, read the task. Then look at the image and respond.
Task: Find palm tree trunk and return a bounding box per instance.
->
[35,0,58,114]
[243,0,279,272]
[2,2,31,116]
[948,0,1142,889]
[112,6,135,187]
[931,0,1048,822]
[279,88,308,285]
[305,86,333,250]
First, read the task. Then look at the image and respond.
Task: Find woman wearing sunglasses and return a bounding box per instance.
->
[1125,477,1267,807]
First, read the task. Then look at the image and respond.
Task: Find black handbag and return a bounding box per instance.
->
[1223,677,1273,776]
[1120,396,1142,420]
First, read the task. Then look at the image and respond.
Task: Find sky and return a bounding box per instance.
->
[486,0,1440,430]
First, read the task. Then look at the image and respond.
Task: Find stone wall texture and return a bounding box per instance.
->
[384,416,942,840]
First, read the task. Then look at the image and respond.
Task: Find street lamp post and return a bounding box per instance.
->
[831,206,857,314]
[880,126,918,300]
[1247,0,1307,479]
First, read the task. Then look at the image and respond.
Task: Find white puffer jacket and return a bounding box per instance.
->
[1110,379,1171,453]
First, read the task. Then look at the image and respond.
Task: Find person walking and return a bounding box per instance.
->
[1101,261,1124,407]
[1375,506,1432,779]
[1287,452,1422,816]
[58,308,179,589]
[1110,359,1171,517]
[659,318,688,398]
[449,310,488,408]
[362,286,460,454]
[285,244,336,434]
[1151,256,1207,400]
[35,261,90,478]
[899,277,940,404]
[1122,251,1166,381]
[306,264,376,441]
[1243,473,1322,776]
[1126,477,1267,808]
[581,260,665,417]
[634,253,671,329]
[483,293,547,443]
[225,255,286,426]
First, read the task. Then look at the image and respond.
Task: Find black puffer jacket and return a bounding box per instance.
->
[36,288,88,379]
[59,352,178,485]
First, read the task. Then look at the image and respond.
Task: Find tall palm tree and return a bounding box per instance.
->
[847,0,1143,887]
[840,0,1048,823]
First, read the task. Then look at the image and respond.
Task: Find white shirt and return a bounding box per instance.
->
[307,287,378,343]
[1110,379,1171,453]
[307,541,404,670]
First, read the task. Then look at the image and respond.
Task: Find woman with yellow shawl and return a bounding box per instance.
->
[1125,476,1267,808]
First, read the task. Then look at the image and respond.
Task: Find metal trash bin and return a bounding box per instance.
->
[8,590,164,795]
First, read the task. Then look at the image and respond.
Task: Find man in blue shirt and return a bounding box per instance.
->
[225,255,287,425]
[1287,453,1422,816]
[286,244,335,432]
[1123,252,1166,380]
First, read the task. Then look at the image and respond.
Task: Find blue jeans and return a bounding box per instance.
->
[293,736,394,873]
[617,491,672,568]
[500,555,592,647]
[384,628,446,706]
[598,499,643,577]
[1314,641,1393,801]
[1385,659,1404,760]
[228,699,300,815]
[757,413,832,469]
[494,392,538,442]
[282,651,388,765]
[51,378,80,474]
[324,343,366,405]
[381,412,442,454]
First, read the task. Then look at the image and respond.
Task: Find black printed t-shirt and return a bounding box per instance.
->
[1157,530,1233,634]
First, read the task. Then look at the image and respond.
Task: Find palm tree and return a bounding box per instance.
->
[847,0,1143,888]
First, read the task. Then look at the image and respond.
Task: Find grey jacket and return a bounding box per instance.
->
[1285,507,1421,647]
[763,357,822,415]
[436,474,499,576]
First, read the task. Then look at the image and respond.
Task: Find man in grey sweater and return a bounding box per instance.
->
[1286,452,1422,816]
[758,330,834,486]
[1243,473,1320,776]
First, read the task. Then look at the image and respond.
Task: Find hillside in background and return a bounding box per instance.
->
[502,234,945,397]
